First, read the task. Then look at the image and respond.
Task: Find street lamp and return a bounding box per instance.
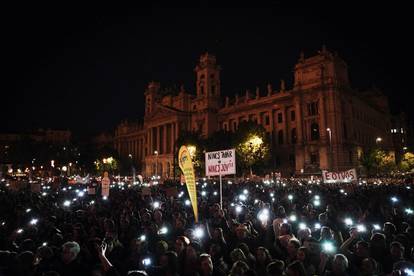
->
[154,150,159,178]
[326,128,332,170]
[376,137,382,144]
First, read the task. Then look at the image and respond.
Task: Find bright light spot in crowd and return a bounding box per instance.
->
[258,209,269,222]
[288,194,293,200]
[289,215,297,222]
[322,241,335,253]
[142,258,151,266]
[29,218,38,225]
[62,166,67,172]
[340,189,344,193]
[373,224,381,230]
[140,235,146,241]
[391,196,398,203]
[1,222,5,226]
[158,227,168,235]
[313,200,320,207]
[153,201,160,209]
[90,200,95,205]
[227,181,232,184]
[314,195,320,200]
[344,218,353,226]
[299,223,307,230]
[201,191,206,196]
[405,208,413,215]
[239,194,247,201]
[270,193,274,197]
[194,227,204,239]
[314,223,321,229]
[26,208,31,213]
[42,192,47,196]
[407,186,411,190]
[62,188,67,191]
[308,190,312,194]
[42,242,47,246]
[404,268,414,276]
[213,191,218,196]
[230,203,235,207]
[63,200,71,207]
[357,224,367,232]
[235,206,242,214]
[254,199,259,204]
[185,200,191,206]
[68,186,72,190]
[77,191,85,197]
[243,189,248,195]
[103,196,108,200]
[72,198,77,202]
[17,229,23,234]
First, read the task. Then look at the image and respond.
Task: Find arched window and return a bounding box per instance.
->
[278,130,284,144]
[291,128,297,144]
[311,122,320,141]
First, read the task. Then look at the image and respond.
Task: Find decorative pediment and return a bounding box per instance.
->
[145,104,187,122]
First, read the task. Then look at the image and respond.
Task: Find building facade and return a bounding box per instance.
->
[114,47,394,177]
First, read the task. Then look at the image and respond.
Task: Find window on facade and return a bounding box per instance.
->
[307,102,318,116]
[343,123,348,139]
[289,154,295,167]
[278,113,283,123]
[233,122,237,131]
[291,110,296,121]
[200,86,204,95]
[265,115,270,126]
[193,105,197,110]
[310,122,320,141]
[211,85,216,96]
[310,152,319,165]
[278,130,284,144]
[291,128,297,144]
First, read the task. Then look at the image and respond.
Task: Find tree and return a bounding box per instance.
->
[362,149,396,176]
[399,152,414,172]
[233,121,270,177]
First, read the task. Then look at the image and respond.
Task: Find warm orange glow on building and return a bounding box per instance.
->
[115,47,395,177]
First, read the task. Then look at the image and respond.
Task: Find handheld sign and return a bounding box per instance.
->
[178,146,198,222]
[101,171,110,197]
[205,149,236,176]
[322,168,357,183]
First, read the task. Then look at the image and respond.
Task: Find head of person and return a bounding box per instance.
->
[256,246,272,265]
[318,212,328,225]
[209,243,223,260]
[320,226,334,240]
[383,222,396,236]
[175,236,189,255]
[159,251,178,273]
[287,239,301,258]
[229,260,249,275]
[296,247,309,263]
[267,260,285,276]
[332,254,349,275]
[61,241,80,264]
[280,223,292,236]
[199,253,214,275]
[361,257,377,275]
[390,241,405,260]
[230,248,247,263]
[370,232,386,250]
[286,260,306,276]
[235,224,249,240]
[355,241,370,258]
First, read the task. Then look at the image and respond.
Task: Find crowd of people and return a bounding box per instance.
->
[0,176,413,276]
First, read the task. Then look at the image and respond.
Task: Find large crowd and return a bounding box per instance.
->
[0,176,413,276]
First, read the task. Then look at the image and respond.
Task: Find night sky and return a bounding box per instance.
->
[3,3,413,138]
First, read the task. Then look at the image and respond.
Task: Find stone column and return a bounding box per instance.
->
[295,97,303,144]
[163,124,167,155]
[157,126,160,154]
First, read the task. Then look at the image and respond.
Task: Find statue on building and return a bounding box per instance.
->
[245,90,250,102]
[255,87,260,99]
[267,84,272,96]
[280,79,285,92]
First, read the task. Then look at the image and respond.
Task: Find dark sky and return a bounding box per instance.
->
[3,3,413,137]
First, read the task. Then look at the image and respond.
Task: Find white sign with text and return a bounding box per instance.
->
[322,168,357,183]
[205,149,236,176]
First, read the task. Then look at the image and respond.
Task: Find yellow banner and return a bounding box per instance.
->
[178,145,198,222]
